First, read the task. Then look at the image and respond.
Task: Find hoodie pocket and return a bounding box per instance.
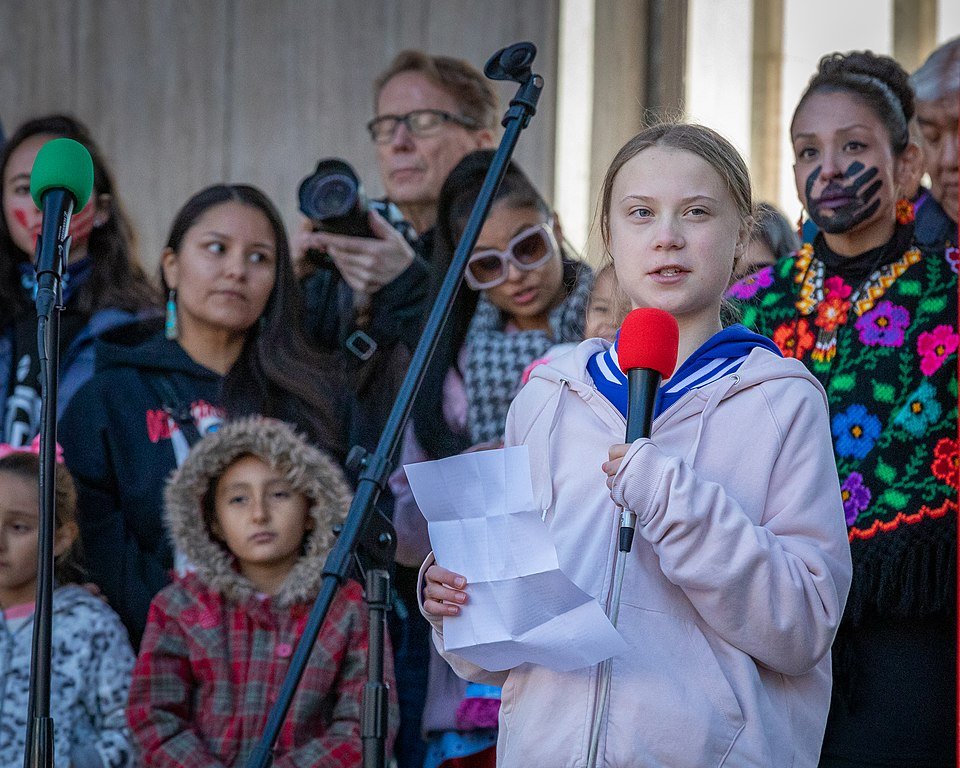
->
[497,662,594,768]
[607,605,744,768]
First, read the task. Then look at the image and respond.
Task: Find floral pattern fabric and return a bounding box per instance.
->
[729,229,957,623]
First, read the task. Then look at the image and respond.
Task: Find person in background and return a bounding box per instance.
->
[297,51,498,357]
[729,50,956,767]
[520,261,626,385]
[582,261,628,342]
[910,36,959,248]
[297,51,499,414]
[128,417,397,767]
[60,184,348,647]
[735,202,800,278]
[393,148,592,768]
[800,39,959,255]
[395,148,593,565]
[297,51,500,768]
[0,115,157,446]
[0,440,135,768]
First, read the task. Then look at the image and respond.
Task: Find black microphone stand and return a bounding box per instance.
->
[246,41,543,768]
[24,194,74,768]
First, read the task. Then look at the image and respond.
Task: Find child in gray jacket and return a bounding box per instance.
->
[0,442,135,768]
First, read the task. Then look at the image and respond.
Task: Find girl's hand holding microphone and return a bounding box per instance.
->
[602,443,630,491]
[423,565,469,617]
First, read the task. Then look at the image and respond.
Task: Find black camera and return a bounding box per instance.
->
[298,158,410,240]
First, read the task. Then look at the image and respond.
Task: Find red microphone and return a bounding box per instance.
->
[618,308,679,441]
[615,308,679,551]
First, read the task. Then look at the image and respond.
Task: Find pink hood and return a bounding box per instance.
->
[423,337,852,767]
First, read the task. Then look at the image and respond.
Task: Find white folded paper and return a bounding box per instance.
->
[405,445,627,672]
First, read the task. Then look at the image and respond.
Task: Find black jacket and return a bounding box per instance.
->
[301,230,434,357]
[60,322,222,647]
[300,231,434,480]
[914,193,957,250]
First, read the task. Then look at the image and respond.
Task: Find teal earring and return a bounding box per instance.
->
[165,289,178,340]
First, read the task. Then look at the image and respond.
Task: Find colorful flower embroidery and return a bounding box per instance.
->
[917,324,959,376]
[931,437,959,489]
[893,380,942,437]
[815,293,851,333]
[832,404,882,460]
[823,276,851,300]
[727,265,774,300]
[946,246,958,274]
[840,472,872,526]
[895,198,916,225]
[854,300,910,347]
[772,317,815,359]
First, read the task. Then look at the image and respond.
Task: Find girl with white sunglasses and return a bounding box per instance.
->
[455,152,592,447]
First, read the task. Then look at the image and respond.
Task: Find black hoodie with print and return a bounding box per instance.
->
[60,320,224,647]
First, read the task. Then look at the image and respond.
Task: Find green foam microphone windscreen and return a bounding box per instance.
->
[30,138,94,210]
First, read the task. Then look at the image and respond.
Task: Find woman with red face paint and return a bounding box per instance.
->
[0,115,158,447]
[729,52,956,767]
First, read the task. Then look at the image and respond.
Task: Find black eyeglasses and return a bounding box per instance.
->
[366,109,480,144]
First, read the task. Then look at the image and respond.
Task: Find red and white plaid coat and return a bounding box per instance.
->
[127,574,391,767]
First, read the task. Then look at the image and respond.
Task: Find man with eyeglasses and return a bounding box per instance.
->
[297,50,498,440]
[297,51,498,768]
[298,51,497,330]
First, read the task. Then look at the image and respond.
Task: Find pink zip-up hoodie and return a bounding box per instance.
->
[420,337,852,767]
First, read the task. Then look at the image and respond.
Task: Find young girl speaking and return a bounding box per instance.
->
[422,124,852,767]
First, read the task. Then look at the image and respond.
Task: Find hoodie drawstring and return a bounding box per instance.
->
[682,375,740,466]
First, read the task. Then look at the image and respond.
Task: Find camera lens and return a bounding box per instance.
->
[298,158,374,238]
[308,174,356,219]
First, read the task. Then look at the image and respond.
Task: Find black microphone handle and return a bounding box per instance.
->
[625,367,660,442]
[34,188,75,318]
[619,367,661,552]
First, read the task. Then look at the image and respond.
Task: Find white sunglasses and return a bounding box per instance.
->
[464,221,558,290]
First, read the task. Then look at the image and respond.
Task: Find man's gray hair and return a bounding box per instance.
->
[910,37,960,102]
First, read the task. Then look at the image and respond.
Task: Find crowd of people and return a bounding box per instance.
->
[0,35,956,768]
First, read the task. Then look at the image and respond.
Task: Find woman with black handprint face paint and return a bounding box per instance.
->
[729,51,956,768]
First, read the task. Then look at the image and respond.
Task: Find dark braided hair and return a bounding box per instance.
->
[792,51,915,155]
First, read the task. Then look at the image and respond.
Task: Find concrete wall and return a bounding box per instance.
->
[0,0,560,271]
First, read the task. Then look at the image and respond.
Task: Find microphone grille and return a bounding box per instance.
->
[617,308,679,379]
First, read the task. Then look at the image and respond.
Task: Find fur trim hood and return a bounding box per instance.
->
[164,416,352,606]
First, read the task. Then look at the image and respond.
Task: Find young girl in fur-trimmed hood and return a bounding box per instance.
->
[126,417,397,767]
